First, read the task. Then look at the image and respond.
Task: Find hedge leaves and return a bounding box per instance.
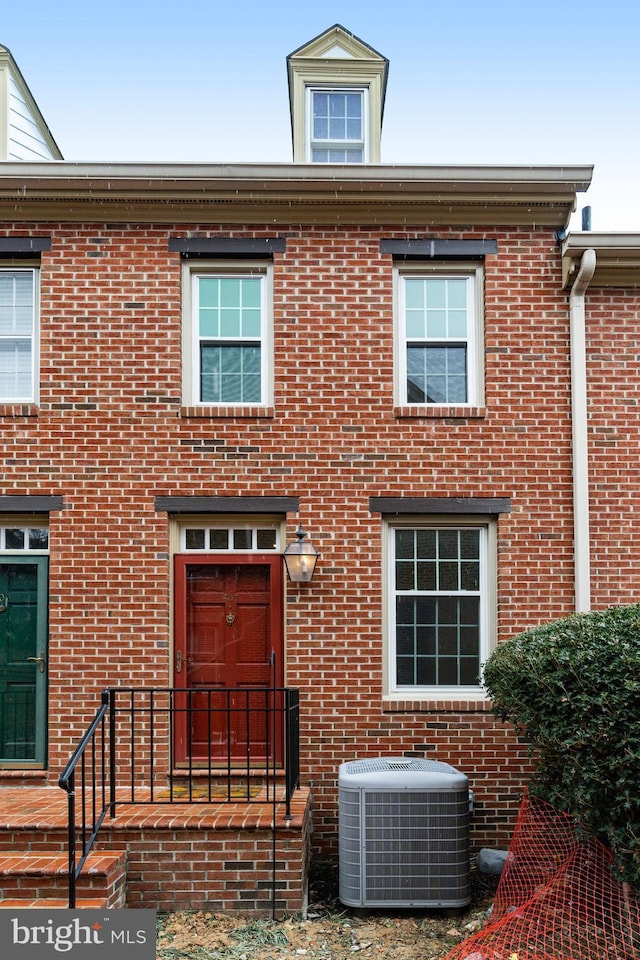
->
[483,604,640,885]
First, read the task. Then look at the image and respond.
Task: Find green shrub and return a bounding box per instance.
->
[483,603,640,885]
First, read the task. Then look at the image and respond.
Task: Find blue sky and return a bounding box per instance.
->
[2,0,639,231]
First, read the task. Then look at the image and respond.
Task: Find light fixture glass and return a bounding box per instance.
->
[283,525,318,583]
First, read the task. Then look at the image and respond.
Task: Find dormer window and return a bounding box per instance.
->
[308,87,366,162]
[287,25,388,165]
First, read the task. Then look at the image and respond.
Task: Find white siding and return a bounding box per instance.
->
[7,74,56,161]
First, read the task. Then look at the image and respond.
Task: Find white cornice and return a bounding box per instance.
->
[0,162,592,227]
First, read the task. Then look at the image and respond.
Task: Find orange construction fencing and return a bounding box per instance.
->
[444,793,640,960]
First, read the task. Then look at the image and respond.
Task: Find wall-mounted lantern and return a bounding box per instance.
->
[282,525,318,583]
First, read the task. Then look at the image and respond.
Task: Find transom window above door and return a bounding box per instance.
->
[0,526,48,552]
[181,526,280,552]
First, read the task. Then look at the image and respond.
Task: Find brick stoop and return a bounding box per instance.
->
[0,851,127,908]
[0,785,313,915]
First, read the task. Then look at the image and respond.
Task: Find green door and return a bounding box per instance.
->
[0,557,48,765]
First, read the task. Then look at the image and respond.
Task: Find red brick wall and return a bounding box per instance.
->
[0,221,581,853]
[115,791,312,915]
[584,288,640,608]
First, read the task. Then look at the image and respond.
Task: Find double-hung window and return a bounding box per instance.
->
[308,87,366,162]
[184,264,271,407]
[0,268,38,403]
[396,266,482,406]
[387,521,494,694]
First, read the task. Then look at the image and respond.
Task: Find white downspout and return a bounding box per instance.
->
[569,248,596,612]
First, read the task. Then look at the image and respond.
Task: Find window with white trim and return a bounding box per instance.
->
[0,268,38,402]
[307,87,367,162]
[183,262,272,407]
[386,520,494,693]
[396,265,483,406]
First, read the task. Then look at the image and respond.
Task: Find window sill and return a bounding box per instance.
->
[181,405,275,419]
[382,693,491,713]
[394,405,486,420]
[0,764,46,773]
[0,404,38,417]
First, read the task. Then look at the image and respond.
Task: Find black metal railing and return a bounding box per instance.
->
[107,685,300,812]
[58,684,300,907]
[58,690,112,908]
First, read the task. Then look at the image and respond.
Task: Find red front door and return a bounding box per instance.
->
[174,555,283,764]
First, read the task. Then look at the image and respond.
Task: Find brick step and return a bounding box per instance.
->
[0,897,107,909]
[0,851,126,908]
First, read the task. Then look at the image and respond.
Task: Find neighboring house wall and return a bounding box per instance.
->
[585,287,640,609]
[0,219,581,853]
[0,46,62,161]
[6,74,58,160]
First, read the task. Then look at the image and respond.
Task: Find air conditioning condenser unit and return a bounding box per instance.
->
[338,757,471,909]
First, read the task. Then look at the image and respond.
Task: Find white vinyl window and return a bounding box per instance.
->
[307,87,367,162]
[183,263,272,407]
[386,520,495,694]
[0,269,38,402]
[396,266,483,406]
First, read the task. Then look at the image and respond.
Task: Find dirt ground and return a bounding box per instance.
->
[156,862,499,960]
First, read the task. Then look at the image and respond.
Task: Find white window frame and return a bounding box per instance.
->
[305,85,369,163]
[182,260,273,408]
[394,263,484,407]
[383,517,496,697]
[0,267,39,403]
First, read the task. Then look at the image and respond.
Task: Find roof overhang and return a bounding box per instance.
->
[0,162,592,227]
[562,233,640,288]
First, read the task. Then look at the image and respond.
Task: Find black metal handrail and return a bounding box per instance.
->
[59,684,301,907]
[58,690,112,909]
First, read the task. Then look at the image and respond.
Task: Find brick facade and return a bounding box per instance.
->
[584,287,640,610]
[0,219,595,854]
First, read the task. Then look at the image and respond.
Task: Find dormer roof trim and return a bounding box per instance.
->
[287,23,389,102]
[287,24,387,62]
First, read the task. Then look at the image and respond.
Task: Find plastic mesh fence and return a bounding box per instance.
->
[444,793,640,960]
